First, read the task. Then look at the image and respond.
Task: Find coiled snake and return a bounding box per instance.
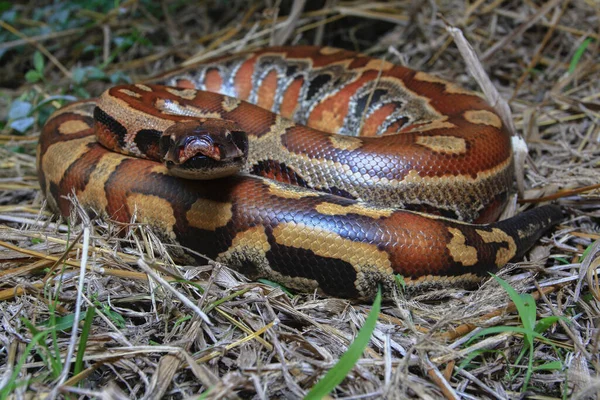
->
[37,46,562,298]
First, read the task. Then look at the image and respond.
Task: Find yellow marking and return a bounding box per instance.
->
[265,180,319,200]
[476,228,517,266]
[118,88,142,98]
[224,225,270,254]
[165,87,198,100]
[135,84,152,91]
[413,72,481,96]
[97,94,175,147]
[315,202,394,219]
[267,139,511,223]
[401,154,512,184]
[446,228,478,266]
[319,47,342,55]
[313,109,344,133]
[126,194,176,238]
[155,99,221,118]
[58,120,91,135]
[40,137,94,196]
[406,119,456,133]
[186,198,232,230]
[464,110,502,129]
[217,226,321,292]
[363,58,394,71]
[77,151,126,212]
[329,135,362,151]
[222,96,241,112]
[403,169,423,183]
[272,222,392,273]
[148,164,168,175]
[415,135,467,154]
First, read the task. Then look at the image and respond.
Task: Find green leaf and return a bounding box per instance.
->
[38,313,84,331]
[492,274,535,333]
[305,287,382,399]
[533,360,563,371]
[174,315,192,327]
[519,293,537,335]
[100,304,126,328]
[72,67,86,84]
[33,51,44,73]
[109,70,132,84]
[0,2,12,13]
[534,316,563,334]
[25,70,42,83]
[87,66,106,80]
[554,257,570,265]
[10,117,35,133]
[581,240,598,261]
[394,274,406,290]
[8,100,32,120]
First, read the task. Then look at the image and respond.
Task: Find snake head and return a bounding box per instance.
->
[160,119,248,179]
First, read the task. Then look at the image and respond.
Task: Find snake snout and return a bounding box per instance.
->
[160,119,248,179]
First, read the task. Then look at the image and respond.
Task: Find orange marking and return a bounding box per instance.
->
[204,69,223,93]
[307,96,348,133]
[256,69,279,112]
[279,76,304,119]
[233,58,255,100]
[175,79,195,89]
[360,103,397,136]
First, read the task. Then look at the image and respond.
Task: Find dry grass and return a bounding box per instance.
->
[1,1,599,399]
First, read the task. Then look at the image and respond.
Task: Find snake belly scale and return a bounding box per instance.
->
[37,46,562,299]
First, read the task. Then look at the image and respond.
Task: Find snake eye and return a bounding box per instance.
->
[159,134,175,159]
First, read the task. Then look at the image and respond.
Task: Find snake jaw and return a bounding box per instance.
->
[179,137,221,163]
[160,119,248,179]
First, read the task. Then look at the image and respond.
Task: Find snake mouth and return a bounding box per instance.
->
[167,152,245,179]
[160,120,248,179]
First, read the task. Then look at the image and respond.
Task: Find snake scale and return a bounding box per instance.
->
[37,46,562,298]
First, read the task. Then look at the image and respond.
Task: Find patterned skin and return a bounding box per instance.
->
[37,47,562,299]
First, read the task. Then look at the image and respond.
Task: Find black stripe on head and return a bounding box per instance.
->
[134,129,163,160]
[93,106,127,148]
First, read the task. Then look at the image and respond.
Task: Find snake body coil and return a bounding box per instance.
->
[37,46,562,298]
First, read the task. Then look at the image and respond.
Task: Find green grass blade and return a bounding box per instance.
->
[533,361,563,371]
[0,331,47,399]
[491,274,535,333]
[568,38,593,75]
[74,306,97,376]
[304,288,382,400]
[257,278,295,297]
[534,316,563,334]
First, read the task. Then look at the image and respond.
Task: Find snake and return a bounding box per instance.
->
[37,46,562,299]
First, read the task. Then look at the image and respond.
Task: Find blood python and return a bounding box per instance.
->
[37,46,562,299]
